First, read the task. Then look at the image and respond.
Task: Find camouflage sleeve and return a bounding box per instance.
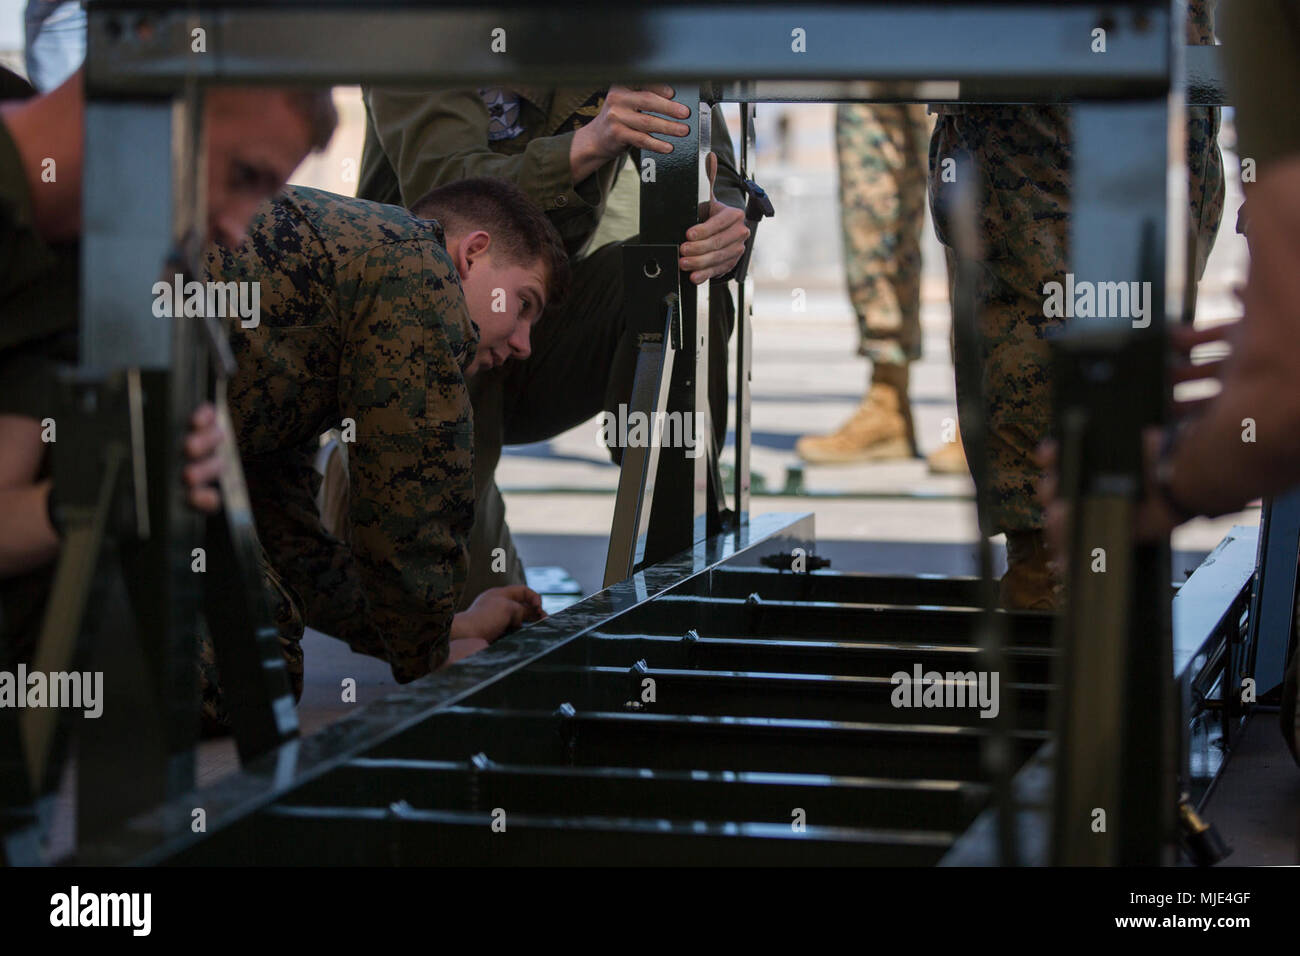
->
[361,86,586,215]
[335,235,477,682]
[243,441,385,661]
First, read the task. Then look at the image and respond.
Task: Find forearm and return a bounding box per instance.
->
[1168,368,1300,516]
[0,480,58,577]
[348,429,473,680]
[363,558,459,680]
[1167,164,1300,515]
[244,448,374,646]
[1,71,83,242]
[336,239,477,679]
[348,422,474,681]
[569,123,614,186]
[449,611,476,643]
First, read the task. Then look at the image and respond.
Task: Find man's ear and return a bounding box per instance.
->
[461,229,492,270]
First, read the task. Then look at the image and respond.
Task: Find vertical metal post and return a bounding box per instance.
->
[732,102,755,529]
[1052,66,1177,862]
[1247,490,1300,695]
[643,86,710,566]
[603,256,681,588]
[72,95,200,839]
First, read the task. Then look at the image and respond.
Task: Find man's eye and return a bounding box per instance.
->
[228,162,258,189]
[229,161,278,194]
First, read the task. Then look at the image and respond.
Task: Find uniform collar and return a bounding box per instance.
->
[513,86,606,136]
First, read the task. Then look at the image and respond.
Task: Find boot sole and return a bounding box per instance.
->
[927,460,970,476]
[796,436,914,465]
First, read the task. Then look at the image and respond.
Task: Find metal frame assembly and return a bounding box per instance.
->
[2,0,1290,867]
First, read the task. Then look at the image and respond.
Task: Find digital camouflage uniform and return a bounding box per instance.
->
[837,103,931,366]
[928,0,1224,537]
[206,185,479,684]
[359,86,746,605]
[797,102,955,467]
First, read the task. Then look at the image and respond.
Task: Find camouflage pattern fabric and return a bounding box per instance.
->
[836,103,931,366]
[198,552,305,735]
[206,185,479,683]
[559,89,607,133]
[928,0,1224,533]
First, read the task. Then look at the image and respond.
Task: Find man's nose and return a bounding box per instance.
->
[509,323,532,360]
[211,198,259,248]
[212,214,247,249]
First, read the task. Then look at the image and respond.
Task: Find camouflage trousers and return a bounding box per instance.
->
[198,550,305,735]
[928,103,1224,534]
[836,103,932,366]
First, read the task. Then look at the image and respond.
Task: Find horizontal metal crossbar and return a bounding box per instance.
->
[87,2,1176,100]
[564,633,1054,682]
[189,805,960,866]
[366,706,1051,778]
[678,568,988,606]
[594,593,1056,645]
[291,757,992,828]
[468,664,1052,727]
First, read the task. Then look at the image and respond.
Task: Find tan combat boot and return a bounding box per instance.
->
[999,530,1063,611]
[795,363,915,465]
[926,432,969,475]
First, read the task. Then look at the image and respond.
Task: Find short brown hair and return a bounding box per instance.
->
[410,177,570,310]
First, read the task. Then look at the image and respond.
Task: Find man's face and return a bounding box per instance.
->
[452,229,548,375]
[206,89,313,247]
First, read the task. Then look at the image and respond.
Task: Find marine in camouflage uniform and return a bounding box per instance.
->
[205,185,478,683]
[797,103,967,472]
[928,0,1224,607]
[358,86,747,605]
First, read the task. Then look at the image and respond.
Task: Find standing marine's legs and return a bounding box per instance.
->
[797,103,931,465]
[930,0,1223,609]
